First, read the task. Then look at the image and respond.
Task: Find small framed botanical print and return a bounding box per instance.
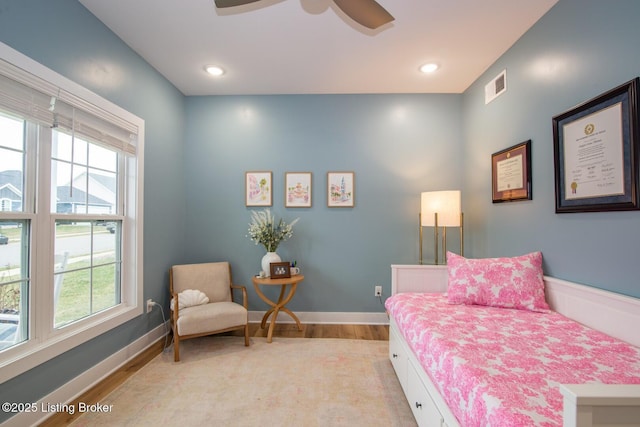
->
[327,171,355,208]
[245,171,272,207]
[285,172,312,208]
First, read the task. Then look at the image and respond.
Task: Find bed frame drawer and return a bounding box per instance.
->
[389,324,408,394]
[407,359,445,427]
[389,318,453,426]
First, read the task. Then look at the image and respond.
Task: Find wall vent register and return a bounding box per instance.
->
[485,69,507,104]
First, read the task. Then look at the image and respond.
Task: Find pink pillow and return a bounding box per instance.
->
[446,251,550,312]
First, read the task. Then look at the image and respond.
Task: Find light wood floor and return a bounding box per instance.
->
[239,322,389,340]
[39,323,389,426]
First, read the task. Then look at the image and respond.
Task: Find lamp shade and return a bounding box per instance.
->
[421,191,461,227]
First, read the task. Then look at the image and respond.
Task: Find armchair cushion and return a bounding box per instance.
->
[171,262,232,303]
[176,302,248,336]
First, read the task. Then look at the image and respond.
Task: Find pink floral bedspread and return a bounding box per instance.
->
[385,293,640,426]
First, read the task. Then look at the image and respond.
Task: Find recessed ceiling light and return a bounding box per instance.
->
[205,65,225,77]
[419,63,439,74]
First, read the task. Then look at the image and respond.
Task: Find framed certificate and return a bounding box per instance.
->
[492,140,532,203]
[552,78,640,213]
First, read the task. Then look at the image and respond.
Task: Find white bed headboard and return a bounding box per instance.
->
[391,265,640,348]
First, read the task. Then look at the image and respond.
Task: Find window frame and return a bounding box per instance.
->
[0,42,144,383]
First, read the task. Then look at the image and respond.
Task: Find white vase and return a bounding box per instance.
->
[261,251,281,277]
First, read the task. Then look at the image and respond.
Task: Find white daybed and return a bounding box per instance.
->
[388,264,640,427]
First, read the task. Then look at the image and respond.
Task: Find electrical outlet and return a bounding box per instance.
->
[374,286,382,297]
[146,299,154,313]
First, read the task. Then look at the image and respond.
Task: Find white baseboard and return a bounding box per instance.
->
[2,322,169,427]
[248,310,389,325]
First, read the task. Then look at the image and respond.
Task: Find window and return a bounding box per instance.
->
[0,42,144,382]
[51,130,123,327]
[0,114,28,352]
[52,130,123,327]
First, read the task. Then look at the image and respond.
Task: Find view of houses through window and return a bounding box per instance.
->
[0,113,123,351]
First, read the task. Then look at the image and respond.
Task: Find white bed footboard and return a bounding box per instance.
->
[560,384,640,427]
[390,264,640,427]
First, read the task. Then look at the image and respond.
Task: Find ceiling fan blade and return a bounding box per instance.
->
[214,0,261,7]
[333,0,394,30]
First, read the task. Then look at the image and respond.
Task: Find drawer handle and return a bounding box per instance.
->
[392,353,398,358]
[415,402,422,409]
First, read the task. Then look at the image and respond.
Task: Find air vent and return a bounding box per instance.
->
[484,69,507,104]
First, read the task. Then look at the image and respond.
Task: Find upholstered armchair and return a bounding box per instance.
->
[169,262,249,362]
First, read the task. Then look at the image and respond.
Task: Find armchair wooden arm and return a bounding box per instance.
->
[170,290,180,324]
[231,283,248,309]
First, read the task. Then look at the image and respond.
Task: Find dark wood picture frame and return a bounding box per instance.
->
[269,262,291,279]
[492,140,532,203]
[552,78,640,213]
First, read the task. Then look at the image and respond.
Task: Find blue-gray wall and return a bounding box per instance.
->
[184,94,462,311]
[461,0,640,298]
[0,0,186,420]
[1,0,640,420]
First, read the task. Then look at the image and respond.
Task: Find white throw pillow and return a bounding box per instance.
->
[170,289,210,311]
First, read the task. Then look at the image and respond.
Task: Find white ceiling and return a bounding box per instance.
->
[78,0,559,96]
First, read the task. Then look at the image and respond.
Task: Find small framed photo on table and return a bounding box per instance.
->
[270,262,291,279]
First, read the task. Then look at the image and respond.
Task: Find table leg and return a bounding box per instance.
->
[266,307,280,343]
[280,307,302,331]
[254,282,301,343]
[260,308,274,329]
[262,285,285,342]
[254,284,277,330]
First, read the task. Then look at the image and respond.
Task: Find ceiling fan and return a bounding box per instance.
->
[214,0,394,30]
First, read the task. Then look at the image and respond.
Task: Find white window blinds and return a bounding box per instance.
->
[0,58,137,155]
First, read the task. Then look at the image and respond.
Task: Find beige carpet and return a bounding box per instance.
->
[70,336,417,427]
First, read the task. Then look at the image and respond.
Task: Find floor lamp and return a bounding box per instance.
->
[419,190,463,265]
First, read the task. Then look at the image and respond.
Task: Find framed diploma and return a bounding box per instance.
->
[553,78,640,213]
[492,140,532,203]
